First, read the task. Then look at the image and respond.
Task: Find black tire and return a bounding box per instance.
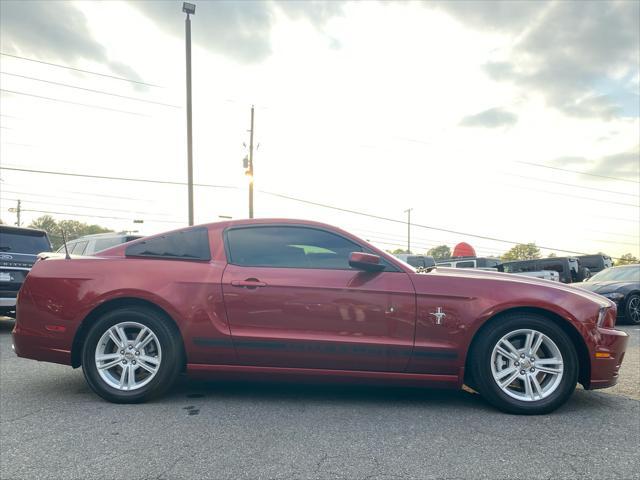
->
[624,294,640,325]
[469,313,578,415]
[81,306,183,403]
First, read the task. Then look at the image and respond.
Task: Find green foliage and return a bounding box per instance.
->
[28,215,113,249]
[616,253,638,266]
[390,248,410,254]
[501,243,541,261]
[427,245,451,260]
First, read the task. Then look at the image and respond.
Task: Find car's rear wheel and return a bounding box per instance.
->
[81,306,182,403]
[470,313,578,414]
[624,294,640,325]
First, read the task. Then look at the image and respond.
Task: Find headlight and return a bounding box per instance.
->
[601,292,624,303]
[597,307,616,328]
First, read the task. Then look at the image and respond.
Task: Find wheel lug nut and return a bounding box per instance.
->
[122,360,127,364]
[515,362,520,367]
[530,368,535,372]
[520,370,525,375]
[120,350,124,354]
[520,354,525,358]
[135,351,140,355]
[530,357,535,362]
[132,361,136,365]
[128,345,133,350]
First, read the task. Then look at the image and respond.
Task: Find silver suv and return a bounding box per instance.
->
[57,232,143,256]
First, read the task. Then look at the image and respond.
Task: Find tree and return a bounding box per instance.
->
[616,253,638,266]
[390,248,409,254]
[547,252,557,258]
[501,243,541,261]
[28,215,113,249]
[427,245,451,260]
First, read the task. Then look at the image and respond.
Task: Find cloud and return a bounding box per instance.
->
[552,146,640,181]
[590,147,640,180]
[131,0,345,64]
[459,107,517,128]
[436,1,640,119]
[0,0,144,85]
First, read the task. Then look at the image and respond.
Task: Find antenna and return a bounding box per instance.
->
[61,229,71,259]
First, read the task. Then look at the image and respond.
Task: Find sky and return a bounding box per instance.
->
[0,0,638,259]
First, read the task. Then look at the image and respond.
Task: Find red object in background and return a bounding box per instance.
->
[452,242,476,258]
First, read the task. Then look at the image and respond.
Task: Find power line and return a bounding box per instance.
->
[1,187,152,203]
[1,197,179,218]
[0,165,238,188]
[517,160,640,184]
[501,183,639,208]
[0,72,179,108]
[0,52,162,88]
[1,88,148,116]
[504,172,639,198]
[258,190,626,259]
[1,164,633,259]
[19,208,183,224]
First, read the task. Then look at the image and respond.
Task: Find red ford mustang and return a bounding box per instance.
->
[12,219,628,414]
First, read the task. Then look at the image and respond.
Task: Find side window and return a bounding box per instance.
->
[125,228,211,261]
[438,263,452,267]
[71,240,89,255]
[541,262,563,274]
[93,237,125,253]
[226,226,392,270]
[455,261,475,268]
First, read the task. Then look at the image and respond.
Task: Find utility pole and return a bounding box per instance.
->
[183,2,196,226]
[404,208,412,253]
[248,105,255,219]
[16,199,21,227]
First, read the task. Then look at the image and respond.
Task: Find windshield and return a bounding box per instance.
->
[589,266,640,282]
[0,231,51,254]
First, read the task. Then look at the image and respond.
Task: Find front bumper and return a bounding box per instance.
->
[587,327,629,389]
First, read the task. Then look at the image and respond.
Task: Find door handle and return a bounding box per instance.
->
[231,279,267,288]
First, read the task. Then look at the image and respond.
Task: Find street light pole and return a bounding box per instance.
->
[404,208,413,253]
[183,2,196,226]
[248,105,255,219]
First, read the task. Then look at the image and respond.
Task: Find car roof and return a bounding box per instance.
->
[0,225,48,236]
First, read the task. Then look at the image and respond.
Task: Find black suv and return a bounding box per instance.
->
[577,254,613,274]
[0,226,52,317]
[498,257,589,284]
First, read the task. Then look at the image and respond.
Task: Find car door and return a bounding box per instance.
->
[221,225,416,372]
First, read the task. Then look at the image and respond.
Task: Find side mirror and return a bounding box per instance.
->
[349,252,385,272]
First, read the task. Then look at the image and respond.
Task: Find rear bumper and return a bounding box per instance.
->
[587,327,629,390]
[0,297,17,308]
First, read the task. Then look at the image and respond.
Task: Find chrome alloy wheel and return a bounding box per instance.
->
[94,321,162,391]
[628,296,640,324]
[490,329,564,402]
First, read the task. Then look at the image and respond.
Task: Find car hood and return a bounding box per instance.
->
[574,281,631,294]
[415,267,611,307]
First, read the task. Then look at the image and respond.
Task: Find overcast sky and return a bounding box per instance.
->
[0,0,638,258]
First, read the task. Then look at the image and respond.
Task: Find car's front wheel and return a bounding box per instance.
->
[470,313,578,414]
[81,306,183,403]
[624,294,640,325]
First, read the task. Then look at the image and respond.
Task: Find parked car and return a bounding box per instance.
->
[576,264,640,324]
[394,254,436,269]
[577,254,613,274]
[56,232,143,256]
[435,257,501,269]
[498,257,589,284]
[0,225,52,317]
[13,219,628,414]
[436,257,559,281]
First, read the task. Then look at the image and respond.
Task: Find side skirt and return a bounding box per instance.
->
[187,363,460,389]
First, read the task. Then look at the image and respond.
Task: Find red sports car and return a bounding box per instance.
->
[12,219,628,414]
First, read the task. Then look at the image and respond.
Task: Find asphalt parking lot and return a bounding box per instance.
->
[1,318,638,480]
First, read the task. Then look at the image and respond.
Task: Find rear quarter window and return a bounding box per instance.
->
[125,228,211,261]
